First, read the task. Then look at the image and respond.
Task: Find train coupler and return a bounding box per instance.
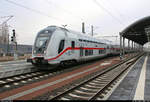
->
[27,58,32,63]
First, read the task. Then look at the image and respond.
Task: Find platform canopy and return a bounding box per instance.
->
[121,16,150,45]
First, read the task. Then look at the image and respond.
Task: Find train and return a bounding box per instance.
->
[27,25,133,69]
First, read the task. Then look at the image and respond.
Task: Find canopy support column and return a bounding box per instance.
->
[120,32,123,60]
[134,42,136,51]
[123,37,125,57]
[132,41,133,51]
[128,39,130,51]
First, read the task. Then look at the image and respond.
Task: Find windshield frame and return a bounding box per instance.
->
[35,36,49,48]
[33,28,56,54]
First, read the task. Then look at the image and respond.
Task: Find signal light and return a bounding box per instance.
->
[12,29,15,37]
[11,36,13,42]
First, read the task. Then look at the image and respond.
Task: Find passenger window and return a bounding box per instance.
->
[71,41,75,48]
[80,47,84,56]
[85,50,88,56]
[58,40,65,53]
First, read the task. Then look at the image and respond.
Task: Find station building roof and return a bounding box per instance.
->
[121,16,150,45]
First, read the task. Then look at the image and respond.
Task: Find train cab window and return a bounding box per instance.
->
[71,41,75,48]
[58,40,65,54]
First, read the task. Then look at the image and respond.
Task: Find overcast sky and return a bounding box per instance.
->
[0,0,150,45]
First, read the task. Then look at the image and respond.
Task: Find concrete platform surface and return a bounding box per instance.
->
[108,53,150,100]
[0,60,36,79]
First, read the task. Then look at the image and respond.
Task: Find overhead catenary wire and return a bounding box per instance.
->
[4,0,81,30]
[0,15,13,25]
[45,0,93,32]
[102,0,134,22]
[100,0,125,20]
[45,0,84,22]
[0,11,11,23]
[4,0,113,33]
[4,0,66,24]
[92,0,124,26]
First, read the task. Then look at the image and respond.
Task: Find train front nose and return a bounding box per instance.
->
[34,37,48,54]
[33,37,49,64]
[31,27,56,65]
[33,57,48,64]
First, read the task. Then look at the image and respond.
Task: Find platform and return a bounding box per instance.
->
[108,53,150,100]
[0,60,36,79]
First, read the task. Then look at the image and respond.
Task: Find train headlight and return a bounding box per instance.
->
[44,51,46,54]
[33,50,36,53]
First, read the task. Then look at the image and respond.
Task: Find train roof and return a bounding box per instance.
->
[94,38,119,45]
[46,26,111,45]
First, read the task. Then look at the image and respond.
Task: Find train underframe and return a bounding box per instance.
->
[27,51,134,70]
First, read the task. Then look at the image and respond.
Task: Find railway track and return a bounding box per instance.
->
[0,54,124,91]
[50,53,143,100]
[0,71,51,88]
[0,53,140,100]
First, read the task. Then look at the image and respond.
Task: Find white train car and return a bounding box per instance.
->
[27,26,120,68]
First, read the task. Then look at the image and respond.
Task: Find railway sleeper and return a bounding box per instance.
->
[74,89,95,95]
[84,85,103,89]
[80,87,98,91]
[68,93,89,100]
[72,91,92,97]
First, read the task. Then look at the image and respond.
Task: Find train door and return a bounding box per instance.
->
[69,40,77,59]
[80,43,84,57]
[71,41,75,54]
[106,45,110,55]
[80,47,84,57]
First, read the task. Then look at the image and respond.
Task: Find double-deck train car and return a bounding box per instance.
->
[27,26,121,69]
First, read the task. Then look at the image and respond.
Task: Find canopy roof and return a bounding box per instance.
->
[121,16,150,45]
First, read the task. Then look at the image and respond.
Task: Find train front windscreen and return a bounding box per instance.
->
[33,28,56,54]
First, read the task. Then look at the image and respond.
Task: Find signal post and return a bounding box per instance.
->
[11,29,18,60]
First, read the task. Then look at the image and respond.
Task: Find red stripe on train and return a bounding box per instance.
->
[32,47,120,61]
[46,47,118,61]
